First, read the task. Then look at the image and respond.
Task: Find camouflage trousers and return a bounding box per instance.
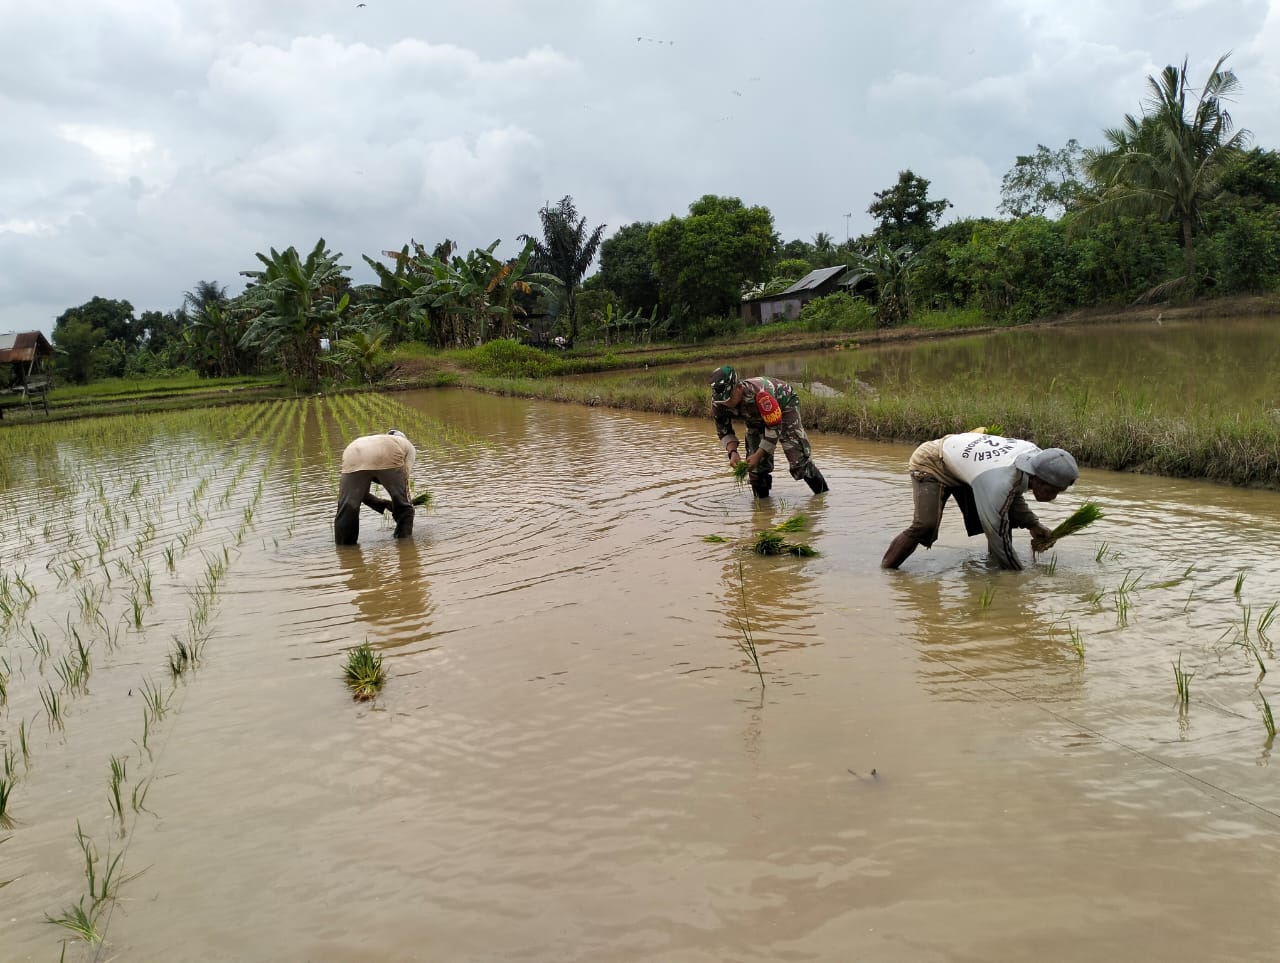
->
[744,406,821,484]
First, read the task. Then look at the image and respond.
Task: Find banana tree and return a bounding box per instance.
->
[358,242,439,343]
[405,240,558,346]
[844,242,917,327]
[237,239,351,386]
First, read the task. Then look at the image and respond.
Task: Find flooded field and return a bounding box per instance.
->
[659,315,1280,420]
[3,384,1280,961]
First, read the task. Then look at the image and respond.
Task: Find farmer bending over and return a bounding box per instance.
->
[711,365,829,498]
[881,431,1079,570]
[334,429,416,545]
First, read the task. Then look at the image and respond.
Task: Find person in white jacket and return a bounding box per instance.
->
[334,429,416,545]
[881,432,1079,570]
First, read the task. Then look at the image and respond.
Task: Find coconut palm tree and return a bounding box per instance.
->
[185,303,248,378]
[1083,54,1251,295]
[521,195,605,345]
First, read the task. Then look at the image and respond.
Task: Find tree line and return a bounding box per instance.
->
[45,53,1280,389]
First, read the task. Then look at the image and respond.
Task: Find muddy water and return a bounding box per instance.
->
[5,388,1280,961]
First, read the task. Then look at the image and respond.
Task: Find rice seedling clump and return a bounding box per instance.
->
[343,643,386,701]
[751,514,819,557]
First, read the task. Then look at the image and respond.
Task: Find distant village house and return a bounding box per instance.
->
[740,265,860,324]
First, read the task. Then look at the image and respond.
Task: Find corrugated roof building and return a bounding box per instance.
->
[740,265,856,324]
[0,330,53,366]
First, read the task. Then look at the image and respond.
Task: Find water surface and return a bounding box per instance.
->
[2,385,1280,961]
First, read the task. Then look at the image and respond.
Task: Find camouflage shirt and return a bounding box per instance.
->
[714,376,799,441]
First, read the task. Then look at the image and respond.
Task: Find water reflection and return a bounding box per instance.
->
[888,565,1086,699]
[335,538,434,651]
[715,513,826,664]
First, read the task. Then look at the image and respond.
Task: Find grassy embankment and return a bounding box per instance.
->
[438,298,1280,489]
[454,349,1280,488]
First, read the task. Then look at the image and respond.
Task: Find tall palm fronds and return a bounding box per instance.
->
[521,195,605,344]
[237,239,351,387]
[185,303,250,378]
[183,280,229,316]
[1082,54,1251,296]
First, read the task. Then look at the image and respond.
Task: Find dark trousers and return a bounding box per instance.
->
[334,469,414,545]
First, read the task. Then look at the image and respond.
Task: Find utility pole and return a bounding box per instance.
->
[844,212,852,244]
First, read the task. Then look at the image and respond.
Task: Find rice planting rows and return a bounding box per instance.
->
[0,392,455,956]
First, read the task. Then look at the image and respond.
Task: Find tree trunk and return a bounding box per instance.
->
[1182,216,1196,293]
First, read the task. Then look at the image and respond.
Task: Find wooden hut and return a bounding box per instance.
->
[0,330,54,417]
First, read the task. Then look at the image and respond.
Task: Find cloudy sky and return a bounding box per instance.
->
[3,0,1278,336]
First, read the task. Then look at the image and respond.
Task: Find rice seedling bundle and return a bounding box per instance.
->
[343,643,385,701]
[751,514,819,557]
[1043,502,1104,547]
[411,491,431,507]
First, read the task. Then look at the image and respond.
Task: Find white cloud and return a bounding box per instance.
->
[2,0,1278,334]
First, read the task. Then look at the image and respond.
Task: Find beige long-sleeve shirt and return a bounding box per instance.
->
[340,433,416,475]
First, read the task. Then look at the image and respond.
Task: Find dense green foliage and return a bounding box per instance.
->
[649,195,777,324]
[867,170,953,250]
[1080,55,1250,296]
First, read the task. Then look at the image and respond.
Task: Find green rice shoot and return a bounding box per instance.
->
[343,642,385,701]
[771,513,810,534]
[411,491,431,507]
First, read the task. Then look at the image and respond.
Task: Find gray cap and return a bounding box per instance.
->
[1014,448,1079,488]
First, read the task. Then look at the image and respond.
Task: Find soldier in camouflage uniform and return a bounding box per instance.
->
[710,365,829,498]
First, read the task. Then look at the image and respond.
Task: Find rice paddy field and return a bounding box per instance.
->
[3,385,1280,961]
